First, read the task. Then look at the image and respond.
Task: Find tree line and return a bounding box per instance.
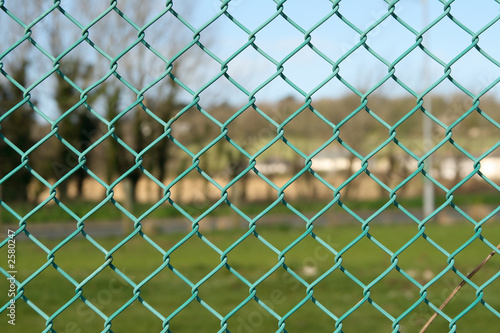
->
[2,56,498,204]
[1,0,498,205]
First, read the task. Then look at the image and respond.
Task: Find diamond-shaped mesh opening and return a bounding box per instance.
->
[411,301,452,332]
[400,303,449,333]
[368,141,418,191]
[227,171,270,214]
[32,10,83,56]
[282,109,333,155]
[424,16,474,65]
[425,93,471,128]
[449,0,500,32]
[1,41,36,74]
[226,233,280,283]
[114,44,169,91]
[20,265,77,316]
[175,46,223,93]
[452,109,500,156]
[339,300,394,332]
[109,235,163,282]
[254,267,307,314]
[168,107,221,150]
[199,15,248,61]
[397,236,449,279]
[225,46,278,93]
[368,268,421,317]
[312,265,363,314]
[337,234,393,286]
[237,171,277,205]
[198,76,249,108]
[167,299,222,332]
[367,89,417,125]
[392,112,430,157]
[197,267,250,315]
[282,170,334,216]
[311,143,353,176]
[167,235,222,283]
[110,298,164,331]
[227,299,279,332]
[310,15,357,60]
[225,106,277,154]
[285,299,337,331]
[104,111,151,154]
[393,46,444,94]
[425,269,479,315]
[451,49,500,95]
[364,220,418,254]
[339,170,388,202]
[282,45,334,94]
[56,54,100,88]
[283,234,336,282]
[254,14,303,62]
[341,54,388,89]
[49,234,107,280]
[365,16,418,65]
[79,267,134,317]
[167,170,222,216]
[338,109,389,157]
[1,111,35,149]
[196,137,249,185]
[138,262,192,315]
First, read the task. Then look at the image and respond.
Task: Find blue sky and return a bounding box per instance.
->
[2,0,499,116]
[182,0,500,104]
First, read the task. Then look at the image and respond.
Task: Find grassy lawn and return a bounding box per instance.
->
[1,190,499,224]
[1,221,499,332]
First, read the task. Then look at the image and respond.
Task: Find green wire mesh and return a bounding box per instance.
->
[1,0,500,332]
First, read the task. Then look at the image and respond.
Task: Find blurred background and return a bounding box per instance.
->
[0,0,499,224]
[1,1,500,332]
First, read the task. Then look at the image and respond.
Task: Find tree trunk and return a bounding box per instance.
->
[121,177,136,234]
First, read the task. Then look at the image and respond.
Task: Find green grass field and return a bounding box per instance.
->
[1,190,498,224]
[1,221,500,332]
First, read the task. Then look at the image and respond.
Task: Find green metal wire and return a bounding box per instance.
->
[1,0,499,332]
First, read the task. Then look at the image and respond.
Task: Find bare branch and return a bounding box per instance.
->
[420,243,500,333]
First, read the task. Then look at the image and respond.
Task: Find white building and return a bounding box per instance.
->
[440,156,500,180]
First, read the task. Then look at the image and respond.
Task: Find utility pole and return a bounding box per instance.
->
[422,0,435,217]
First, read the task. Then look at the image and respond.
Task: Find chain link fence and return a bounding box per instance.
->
[1,0,500,332]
